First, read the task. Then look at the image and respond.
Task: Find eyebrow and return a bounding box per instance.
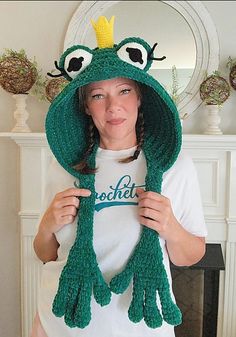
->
[87,87,103,94]
[116,82,133,87]
[87,82,133,93]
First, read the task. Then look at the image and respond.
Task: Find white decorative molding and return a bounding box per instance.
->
[21,236,41,337]
[182,134,236,150]
[19,211,40,218]
[205,217,227,243]
[226,219,236,243]
[222,242,236,337]
[0,132,47,147]
[2,133,236,149]
[192,158,220,208]
[183,144,228,220]
[226,151,236,220]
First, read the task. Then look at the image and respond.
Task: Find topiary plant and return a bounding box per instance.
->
[200,70,230,107]
[45,77,69,103]
[227,56,236,90]
[0,48,45,98]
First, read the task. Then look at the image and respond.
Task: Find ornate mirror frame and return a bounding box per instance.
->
[64,1,219,118]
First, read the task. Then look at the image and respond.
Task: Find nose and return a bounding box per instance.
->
[106,95,121,114]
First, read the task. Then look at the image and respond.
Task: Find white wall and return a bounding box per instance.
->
[0,2,80,337]
[0,1,236,337]
[183,1,236,134]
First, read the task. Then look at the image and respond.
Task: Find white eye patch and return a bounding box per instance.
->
[64,49,93,79]
[117,42,148,70]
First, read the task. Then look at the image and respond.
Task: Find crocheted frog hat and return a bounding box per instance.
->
[46,16,182,329]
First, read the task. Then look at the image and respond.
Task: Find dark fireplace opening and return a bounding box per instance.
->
[170,243,225,337]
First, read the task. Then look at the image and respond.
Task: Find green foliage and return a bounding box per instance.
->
[226,56,236,70]
[170,65,180,106]
[0,48,37,74]
[30,71,48,102]
[0,48,26,62]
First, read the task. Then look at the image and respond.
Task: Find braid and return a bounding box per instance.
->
[85,119,96,159]
[134,109,145,159]
[73,118,98,174]
[119,108,144,163]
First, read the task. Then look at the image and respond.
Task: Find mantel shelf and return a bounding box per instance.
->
[0,132,46,146]
[1,132,236,150]
[0,132,46,139]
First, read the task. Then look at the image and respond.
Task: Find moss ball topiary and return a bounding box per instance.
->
[0,50,38,94]
[200,74,230,105]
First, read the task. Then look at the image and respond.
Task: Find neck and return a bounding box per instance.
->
[99,137,137,151]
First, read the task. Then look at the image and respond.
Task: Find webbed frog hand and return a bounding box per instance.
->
[52,242,111,328]
[110,227,182,328]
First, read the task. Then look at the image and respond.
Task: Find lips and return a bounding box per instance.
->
[107,118,125,125]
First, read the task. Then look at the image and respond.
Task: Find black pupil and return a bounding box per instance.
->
[126,47,143,65]
[67,57,84,72]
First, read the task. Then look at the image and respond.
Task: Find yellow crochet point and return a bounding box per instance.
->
[91,16,115,49]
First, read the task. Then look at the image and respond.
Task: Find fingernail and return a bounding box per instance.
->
[74,181,80,188]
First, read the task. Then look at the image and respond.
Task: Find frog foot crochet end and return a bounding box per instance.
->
[161,301,182,326]
[52,242,111,328]
[128,281,163,328]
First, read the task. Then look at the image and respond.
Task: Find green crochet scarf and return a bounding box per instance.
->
[45,16,182,329]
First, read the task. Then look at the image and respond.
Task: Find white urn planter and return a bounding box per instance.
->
[11,94,31,132]
[204,104,223,135]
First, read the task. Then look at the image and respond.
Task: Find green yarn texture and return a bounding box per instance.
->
[110,155,182,328]
[52,146,111,328]
[45,35,183,329]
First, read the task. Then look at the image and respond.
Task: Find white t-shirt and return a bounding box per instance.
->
[37,147,207,337]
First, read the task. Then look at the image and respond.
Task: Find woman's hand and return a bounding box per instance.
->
[137,188,179,242]
[39,187,91,235]
[136,188,206,266]
[34,187,91,263]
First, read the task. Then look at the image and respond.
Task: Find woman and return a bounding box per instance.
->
[32,16,207,337]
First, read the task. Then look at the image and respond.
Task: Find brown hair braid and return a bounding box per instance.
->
[118,108,144,164]
[72,117,98,174]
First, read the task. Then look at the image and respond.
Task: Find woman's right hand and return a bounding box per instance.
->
[39,187,91,235]
[34,188,91,263]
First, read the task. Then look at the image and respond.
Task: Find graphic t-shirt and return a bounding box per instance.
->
[37,147,207,337]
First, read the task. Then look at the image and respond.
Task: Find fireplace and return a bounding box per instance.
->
[170,243,225,337]
[2,133,234,337]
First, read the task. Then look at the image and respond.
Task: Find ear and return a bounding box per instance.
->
[137,96,141,108]
[85,105,90,115]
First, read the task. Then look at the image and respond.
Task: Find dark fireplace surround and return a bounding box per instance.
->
[170,243,225,337]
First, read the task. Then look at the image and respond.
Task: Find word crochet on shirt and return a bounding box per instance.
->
[75,175,145,212]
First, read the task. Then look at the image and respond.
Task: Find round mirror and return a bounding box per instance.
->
[64,1,219,119]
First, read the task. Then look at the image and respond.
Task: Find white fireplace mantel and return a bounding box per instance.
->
[1,132,236,337]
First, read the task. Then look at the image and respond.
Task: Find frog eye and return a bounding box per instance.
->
[63,48,93,80]
[117,41,149,70]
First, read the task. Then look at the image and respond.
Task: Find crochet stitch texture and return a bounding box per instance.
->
[45,16,182,329]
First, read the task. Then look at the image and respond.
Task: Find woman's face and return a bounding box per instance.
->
[84,77,141,150]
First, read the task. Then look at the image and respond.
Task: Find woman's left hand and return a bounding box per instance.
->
[137,188,206,266]
[136,188,180,241]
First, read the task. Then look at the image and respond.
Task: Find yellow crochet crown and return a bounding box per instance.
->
[91,16,115,49]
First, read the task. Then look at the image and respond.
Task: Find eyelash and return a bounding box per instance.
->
[121,88,131,94]
[91,94,103,100]
[90,88,132,100]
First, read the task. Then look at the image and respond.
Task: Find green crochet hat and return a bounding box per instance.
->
[45,16,182,329]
